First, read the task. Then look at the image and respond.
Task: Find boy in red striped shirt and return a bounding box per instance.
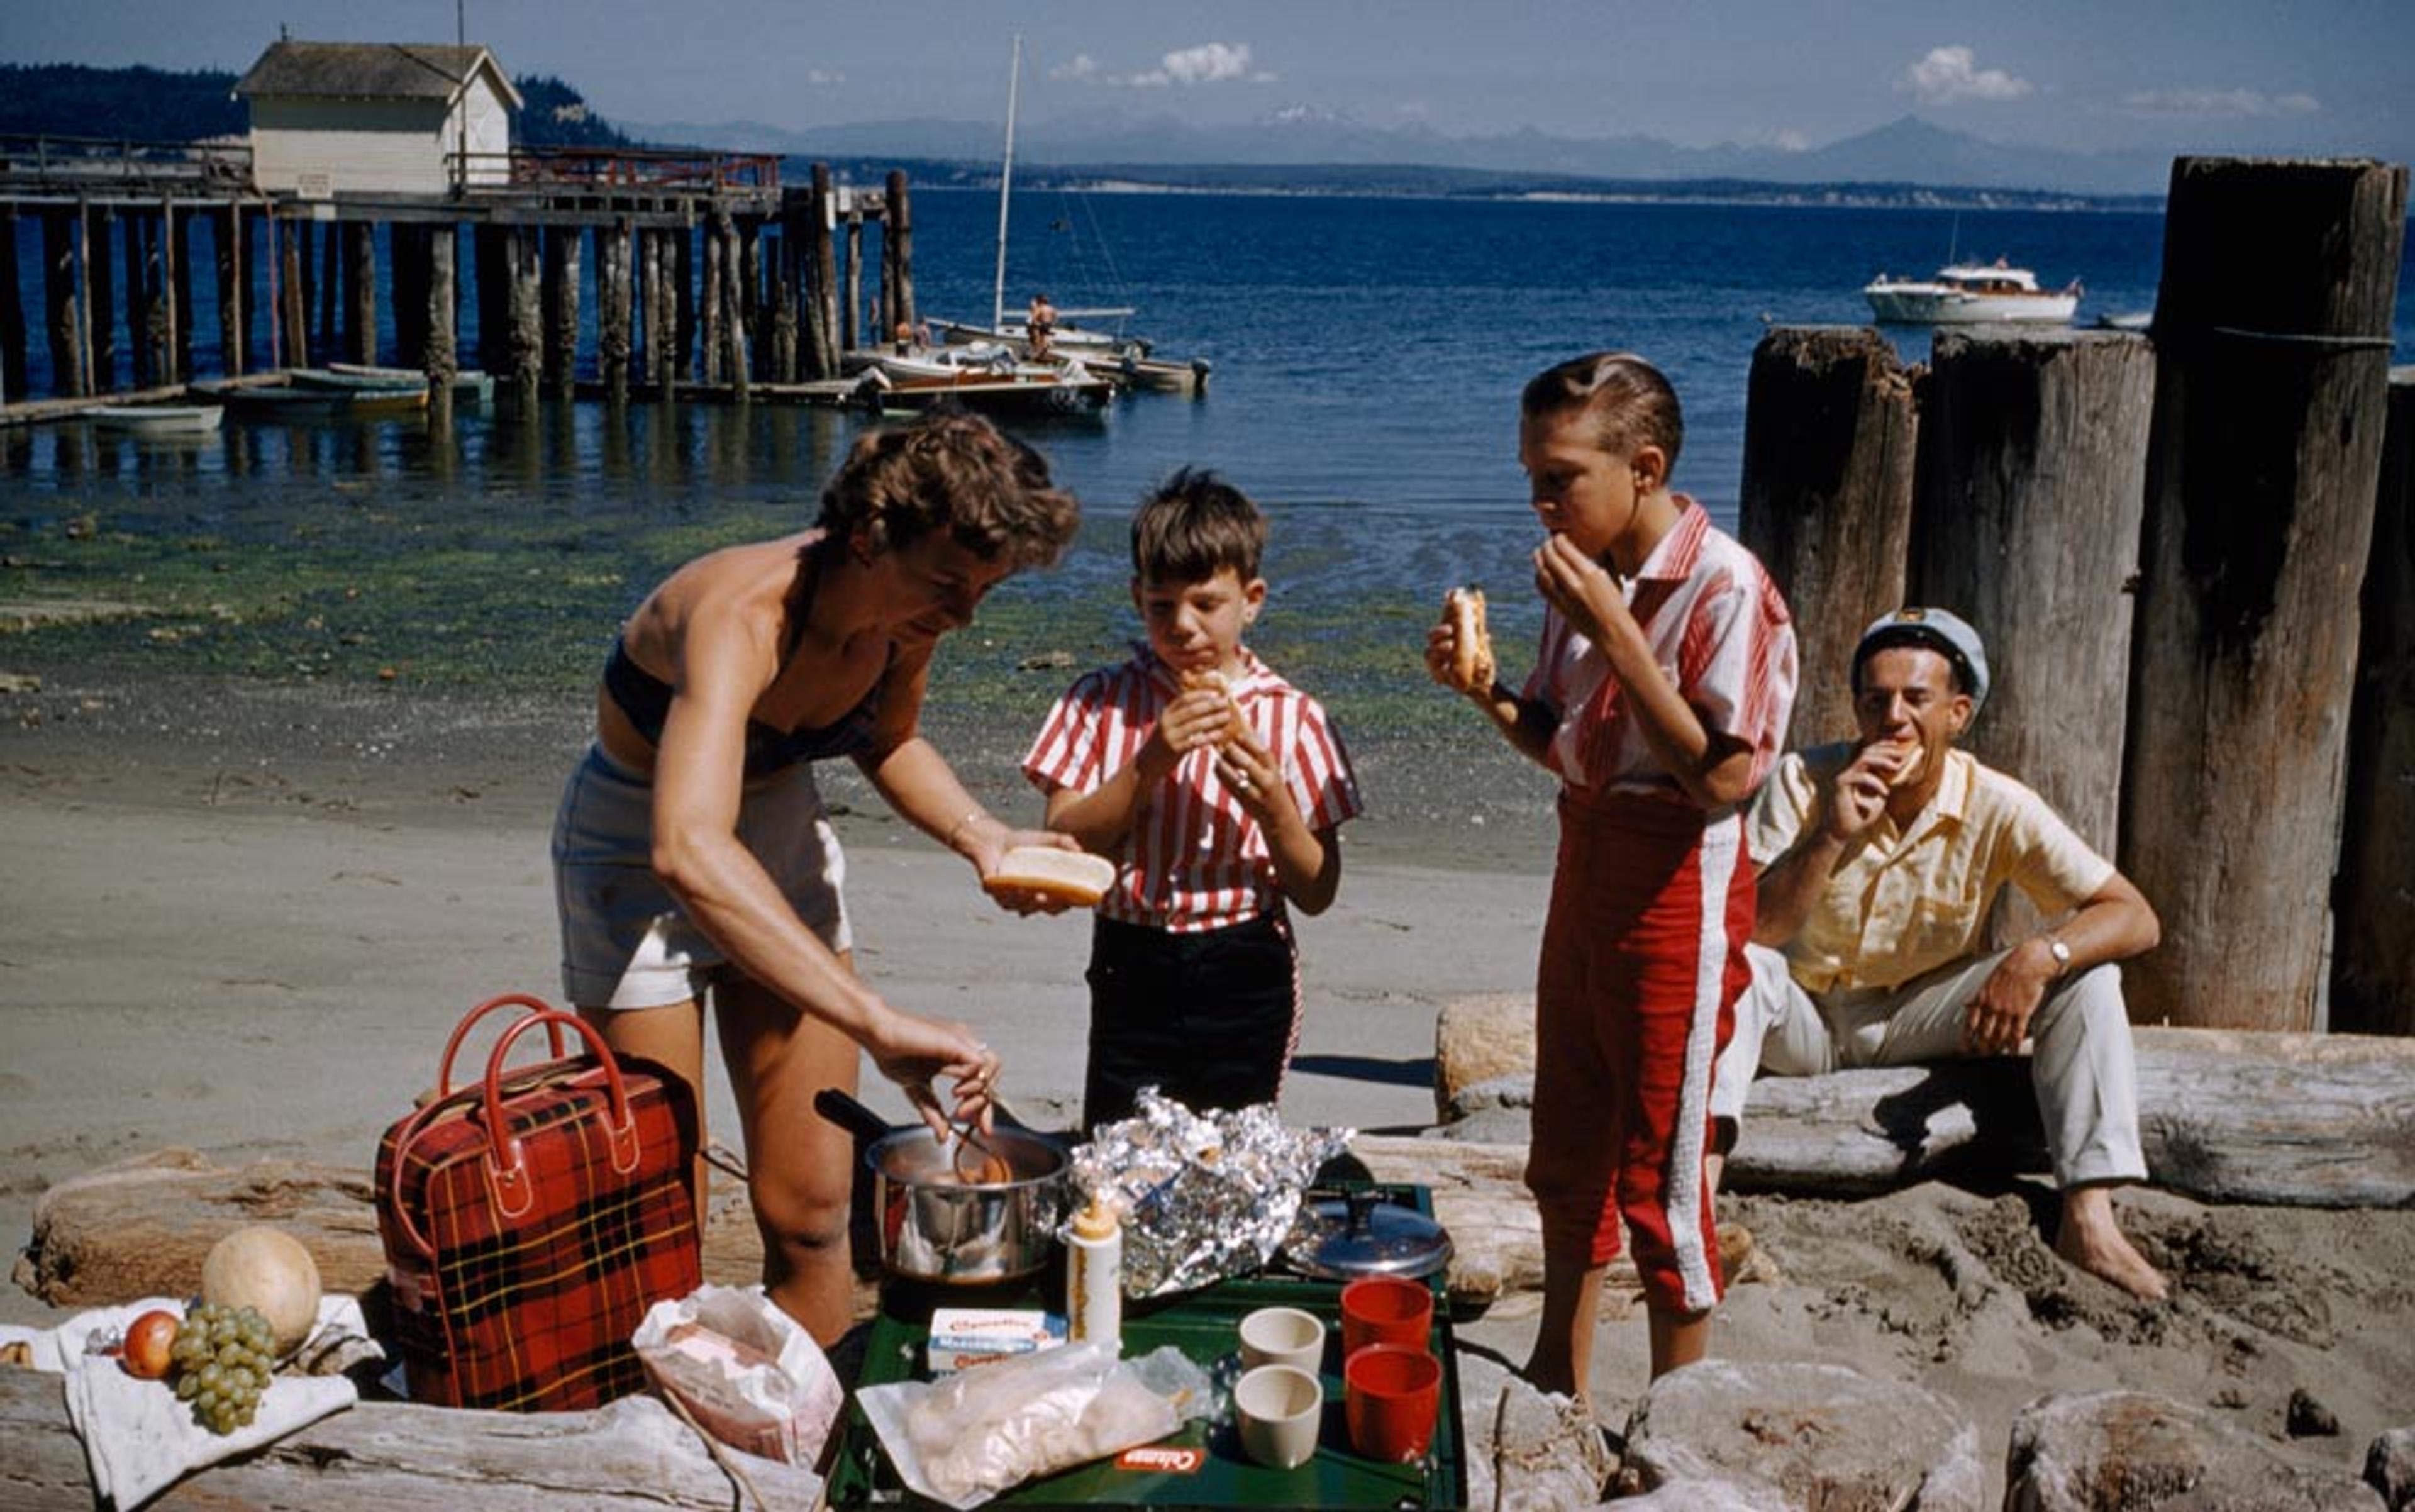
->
[1022,469,1364,1131]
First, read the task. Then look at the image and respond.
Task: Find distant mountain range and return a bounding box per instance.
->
[626,109,2175,200]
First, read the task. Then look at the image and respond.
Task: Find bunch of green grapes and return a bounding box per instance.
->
[169,1302,277,1435]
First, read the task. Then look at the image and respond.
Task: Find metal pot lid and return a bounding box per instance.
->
[1282,1188,1453,1279]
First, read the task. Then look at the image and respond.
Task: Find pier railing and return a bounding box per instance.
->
[0,133,254,201]
[452,147,783,197]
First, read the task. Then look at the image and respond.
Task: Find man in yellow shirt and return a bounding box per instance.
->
[1709,608,2167,1300]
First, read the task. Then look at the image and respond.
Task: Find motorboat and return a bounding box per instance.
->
[850,359,1111,420]
[1863,260,2080,325]
[88,402,224,435]
[325,362,497,403]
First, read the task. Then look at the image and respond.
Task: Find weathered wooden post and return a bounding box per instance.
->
[674,223,696,382]
[544,224,582,397]
[600,218,633,404]
[810,164,839,379]
[2333,367,2415,1036]
[887,170,914,336]
[85,208,116,392]
[143,212,174,387]
[0,209,26,401]
[2122,156,2408,1031]
[43,209,86,397]
[841,209,863,356]
[214,204,244,377]
[1737,325,1919,746]
[317,221,340,362]
[425,223,457,431]
[1913,328,2157,942]
[740,217,762,381]
[502,225,541,397]
[720,212,749,401]
[167,202,191,382]
[130,216,156,391]
[279,218,308,371]
[701,217,723,386]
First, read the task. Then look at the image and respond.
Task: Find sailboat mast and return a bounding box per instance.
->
[991,35,1021,334]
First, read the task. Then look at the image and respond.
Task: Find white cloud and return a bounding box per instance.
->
[2120,87,2320,118]
[804,69,843,86]
[1770,128,1810,153]
[1131,42,1260,88]
[1049,53,1099,82]
[1899,45,2034,106]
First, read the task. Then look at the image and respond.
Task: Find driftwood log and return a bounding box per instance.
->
[1432,997,2415,1207]
[0,1368,822,1510]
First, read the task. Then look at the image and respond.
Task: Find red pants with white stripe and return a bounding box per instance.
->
[1526,789,1752,1315]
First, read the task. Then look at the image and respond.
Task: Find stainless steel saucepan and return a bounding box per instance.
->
[813,1087,1069,1286]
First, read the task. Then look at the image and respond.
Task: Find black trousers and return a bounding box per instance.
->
[1082,911,1298,1131]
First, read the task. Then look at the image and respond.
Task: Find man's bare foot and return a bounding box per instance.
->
[2056,1187,2169,1301]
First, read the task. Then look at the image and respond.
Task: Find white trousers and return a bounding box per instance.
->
[1708,942,2146,1188]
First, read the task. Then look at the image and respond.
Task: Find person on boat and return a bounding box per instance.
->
[1706,608,2169,1302]
[550,409,1084,1344]
[1026,292,1058,360]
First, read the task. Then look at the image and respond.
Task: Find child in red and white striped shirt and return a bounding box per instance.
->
[1023,469,1363,1130]
[1428,352,1796,1398]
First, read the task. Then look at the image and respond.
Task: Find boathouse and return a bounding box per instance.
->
[234,40,522,197]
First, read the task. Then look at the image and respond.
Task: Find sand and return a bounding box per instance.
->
[3,669,2409,1503]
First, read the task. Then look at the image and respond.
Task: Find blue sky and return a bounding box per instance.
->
[6,0,2409,161]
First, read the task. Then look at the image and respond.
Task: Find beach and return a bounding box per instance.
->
[4,664,2412,1504]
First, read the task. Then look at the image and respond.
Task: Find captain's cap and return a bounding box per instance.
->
[1852,608,1990,714]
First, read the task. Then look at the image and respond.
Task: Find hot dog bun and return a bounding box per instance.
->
[1880,735,1925,789]
[1178,665,1246,745]
[982,846,1117,906]
[1444,587,1494,694]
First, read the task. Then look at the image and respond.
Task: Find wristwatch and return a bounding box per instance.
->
[2045,937,2073,977]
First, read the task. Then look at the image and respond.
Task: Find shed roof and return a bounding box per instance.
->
[235,41,524,111]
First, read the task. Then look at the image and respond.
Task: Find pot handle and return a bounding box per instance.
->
[813,1086,899,1144]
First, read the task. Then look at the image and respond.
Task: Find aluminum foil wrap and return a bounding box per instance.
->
[1070,1088,1352,1298]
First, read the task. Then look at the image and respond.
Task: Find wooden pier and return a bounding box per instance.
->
[0,135,924,414]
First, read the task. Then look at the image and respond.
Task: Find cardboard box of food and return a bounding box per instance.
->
[924,1307,1068,1373]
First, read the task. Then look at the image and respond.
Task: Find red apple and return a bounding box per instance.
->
[121,1309,179,1380]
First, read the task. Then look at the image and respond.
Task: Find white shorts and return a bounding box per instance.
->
[551,743,852,1010]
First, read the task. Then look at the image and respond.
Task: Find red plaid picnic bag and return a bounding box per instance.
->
[374,993,702,1412]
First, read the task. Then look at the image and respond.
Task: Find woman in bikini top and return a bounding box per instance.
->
[570,411,1084,1342]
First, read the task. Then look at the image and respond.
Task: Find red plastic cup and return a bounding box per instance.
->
[1344,1342,1441,1462]
[1339,1275,1432,1355]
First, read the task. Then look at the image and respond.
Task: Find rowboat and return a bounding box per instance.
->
[1863,260,2080,325]
[89,403,224,435]
[850,363,1112,420]
[200,382,426,420]
[324,363,498,403]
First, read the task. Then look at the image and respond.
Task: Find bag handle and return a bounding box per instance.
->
[478,1009,643,1223]
[384,1001,628,1257]
[428,992,567,1104]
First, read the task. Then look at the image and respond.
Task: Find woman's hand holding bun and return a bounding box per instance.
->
[1431,587,1494,696]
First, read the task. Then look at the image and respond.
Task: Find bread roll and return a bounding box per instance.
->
[982,846,1116,906]
[1178,666,1246,745]
[1444,587,1494,694]
[1882,736,1925,789]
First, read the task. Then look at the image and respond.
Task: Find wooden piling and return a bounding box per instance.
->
[85,208,116,392]
[425,225,456,430]
[673,223,695,382]
[42,210,84,398]
[214,205,245,377]
[344,221,377,366]
[842,211,863,355]
[740,217,762,382]
[887,170,915,336]
[279,219,307,371]
[1911,329,2157,943]
[167,203,191,382]
[136,214,164,389]
[600,218,633,404]
[719,212,748,400]
[506,224,543,395]
[701,218,723,386]
[0,210,26,401]
[2121,156,2409,1031]
[317,221,339,362]
[544,225,582,396]
[2333,368,2415,1036]
[1736,325,1919,747]
[810,164,839,380]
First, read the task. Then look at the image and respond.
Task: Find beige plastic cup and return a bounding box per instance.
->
[1236,1363,1323,1470]
[1238,1306,1326,1376]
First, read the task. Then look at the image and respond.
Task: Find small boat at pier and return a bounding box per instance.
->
[323,363,498,403]
[850,362,1111,420]
[1863,260,2080,325]
[198,379,427,420]
[89,402,223,435]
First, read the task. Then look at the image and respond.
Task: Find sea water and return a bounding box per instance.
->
[3,191,2408,730]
